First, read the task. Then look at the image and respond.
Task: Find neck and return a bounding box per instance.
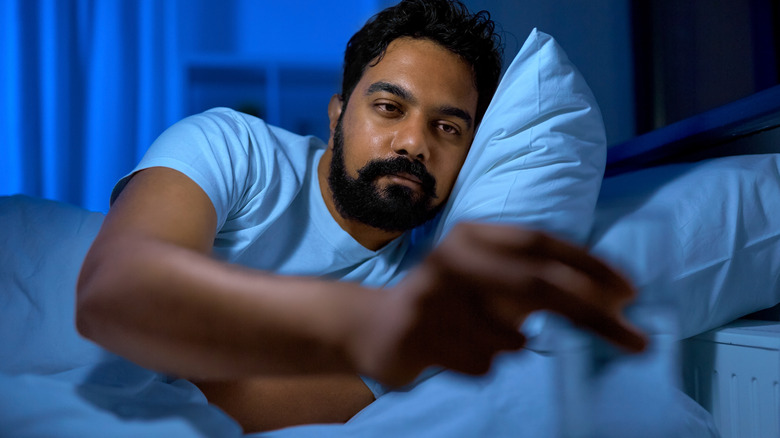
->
[317,149,404,251]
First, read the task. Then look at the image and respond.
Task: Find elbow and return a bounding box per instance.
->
[75,304,97,342]
[75,264,103,342]
[75,250,121,343]
[75,297,100,343]
[74,237,163,345]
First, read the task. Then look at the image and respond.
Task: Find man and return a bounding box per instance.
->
[76,0,646,432]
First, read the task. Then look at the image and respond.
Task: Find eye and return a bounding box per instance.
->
[374,101,401,115]
[436,121,461,136]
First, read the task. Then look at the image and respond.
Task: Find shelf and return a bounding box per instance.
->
[183,55,342,142]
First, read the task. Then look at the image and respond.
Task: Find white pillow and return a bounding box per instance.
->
[589,154,780,338]
[425,28,606,245]
[0,195,108,374]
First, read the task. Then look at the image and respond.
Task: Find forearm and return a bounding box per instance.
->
[76,234,370,379]
[194,374,375,433]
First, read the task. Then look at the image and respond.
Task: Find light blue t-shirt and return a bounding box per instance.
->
[112,107,412,287]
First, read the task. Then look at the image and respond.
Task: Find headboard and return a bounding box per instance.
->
[606,84,780,177]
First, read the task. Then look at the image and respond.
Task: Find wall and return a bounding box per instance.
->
[179,0,387,142]
[182,0,636,145]
[633,1,778,134]
[463,0,636,145]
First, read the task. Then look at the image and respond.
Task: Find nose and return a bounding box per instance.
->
[391,118,429,162]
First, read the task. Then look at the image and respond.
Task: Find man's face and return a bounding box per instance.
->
[327,37,478,232]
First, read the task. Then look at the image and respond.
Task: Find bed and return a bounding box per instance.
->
[2,29,779,437]
[601,82,780,438]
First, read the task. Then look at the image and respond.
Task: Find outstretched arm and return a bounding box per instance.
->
[77,165,646,431]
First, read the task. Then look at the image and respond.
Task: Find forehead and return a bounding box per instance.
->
[352,37,478,116]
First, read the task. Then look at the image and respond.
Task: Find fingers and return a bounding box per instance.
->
[539,283,648,352]
[531,261,647,352]
[369,222,648,386]
[434,223,647,352]
[460,223,636,300]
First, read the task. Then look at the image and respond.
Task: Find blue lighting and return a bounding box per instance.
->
[1,0,381,212]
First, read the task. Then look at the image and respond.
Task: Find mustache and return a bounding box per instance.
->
[357,157,438,198]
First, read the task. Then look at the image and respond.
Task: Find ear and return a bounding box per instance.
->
[328,93,343,135]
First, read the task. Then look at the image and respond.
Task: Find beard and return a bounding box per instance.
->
[327,118,443,232]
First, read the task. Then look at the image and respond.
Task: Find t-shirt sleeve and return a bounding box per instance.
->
[111,108,272,230]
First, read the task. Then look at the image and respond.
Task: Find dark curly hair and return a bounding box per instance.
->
[341,0,503,127]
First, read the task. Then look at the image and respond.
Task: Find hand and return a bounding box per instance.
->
[349,222,647,387]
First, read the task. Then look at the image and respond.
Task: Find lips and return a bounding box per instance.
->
[357,156,437,198]
[390,172,423,185]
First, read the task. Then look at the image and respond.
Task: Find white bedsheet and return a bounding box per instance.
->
[0,344,719,438]
[0,195,720,437]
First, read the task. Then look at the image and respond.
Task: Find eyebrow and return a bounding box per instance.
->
[366,81,414,102]
[365,81,473,130]
[438,105,473,130]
